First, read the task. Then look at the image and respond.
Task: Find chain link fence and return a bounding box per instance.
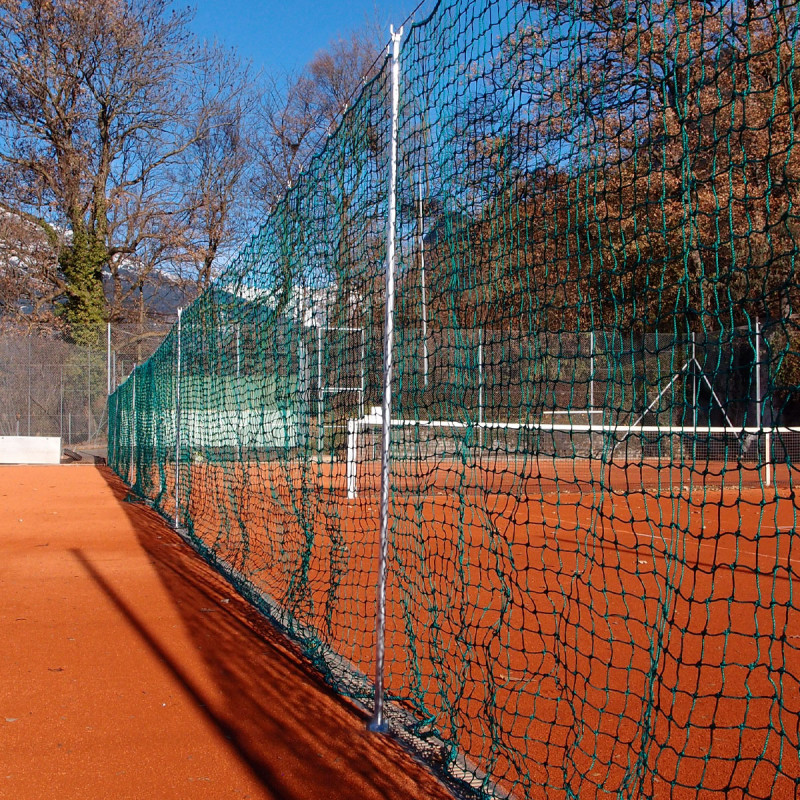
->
[0,322,171,451]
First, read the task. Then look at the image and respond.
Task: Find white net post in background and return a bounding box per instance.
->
[174,308,182,528]
[369,23,403,736]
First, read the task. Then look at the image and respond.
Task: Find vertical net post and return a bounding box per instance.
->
[478,328,484,448]
[590,331,595,414]
[60,367,64,441]
[418,179,429,389]
[755,318,771,487]
[691,331,698,465]
[347,418,359,500]
[130,364,136,483]
[87,345,92,441]
[369,23,403,736]
[174,308,183,528]
[317,325,324,453]
[236,323,241,378]
[27,336,31,435]
[691,332,698,428]
[298,326,309,447]
[359,328,366,421]
[107,323,112,396]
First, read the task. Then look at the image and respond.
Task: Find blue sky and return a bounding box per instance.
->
[187,0,425,76]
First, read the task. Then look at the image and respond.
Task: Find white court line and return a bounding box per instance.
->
[396,496,800,567]
[601,525,800,569]
[758,525,797,532]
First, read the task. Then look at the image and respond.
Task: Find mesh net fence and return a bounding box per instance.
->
[108,1,800,797]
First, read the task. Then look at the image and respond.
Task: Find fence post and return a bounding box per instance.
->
[755,318,762,434]
[175,309,183,528]
[478,328,484,448]
[297,326,309,447]
[589,331,595,414]
[60,367,64,441]
[130,365,136,483]
[369,24,403,736]
[359,328,366,421]
[418,178,429,388]
[317,325,324,452]
[107,323,112,396]
[691,332,697,428]
[755,318,771,487]
[87,345,92,442]
[27,336,31,435]
[346,418,358,499]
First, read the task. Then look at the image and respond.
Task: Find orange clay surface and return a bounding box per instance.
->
[160,459,800,799]
[0,464,453,800]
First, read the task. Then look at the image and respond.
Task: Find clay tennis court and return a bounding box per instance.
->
[0,464,453,800]
[163,457,800,799]
[20,456,799,798]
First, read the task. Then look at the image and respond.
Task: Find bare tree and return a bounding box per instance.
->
[0,0,253,340]
[0,0,189,339]
[0,203,65,332]
[251,25,383,215]
[177,45,258,291]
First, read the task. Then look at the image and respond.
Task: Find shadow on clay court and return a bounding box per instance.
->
[80,466,448,800]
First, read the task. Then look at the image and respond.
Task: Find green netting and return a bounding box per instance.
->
[108,1,800,797]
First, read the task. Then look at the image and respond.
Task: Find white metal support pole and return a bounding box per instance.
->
[756,318,771,487]
[691,332,697,429]
[317,325,324,452]
[130,364,137,483]
[346,418,359,499]
[175,309,183,527]
[369,24,403,736]
[755,319,762,430]
[418,179,429,388]
[589,331,595,415]
[360,328,366,421]
[107,322,112,396]
[478,328,484,449]
[298,328,309,447]
[691,332,697,464]
[236,323,241,378]
[60,367,64,440]
[655,327,659,416]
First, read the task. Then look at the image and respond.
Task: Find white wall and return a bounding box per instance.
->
[0,436,61,465]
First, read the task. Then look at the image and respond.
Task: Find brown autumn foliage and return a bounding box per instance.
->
[571,0,800,332]
[414,0,797,344]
